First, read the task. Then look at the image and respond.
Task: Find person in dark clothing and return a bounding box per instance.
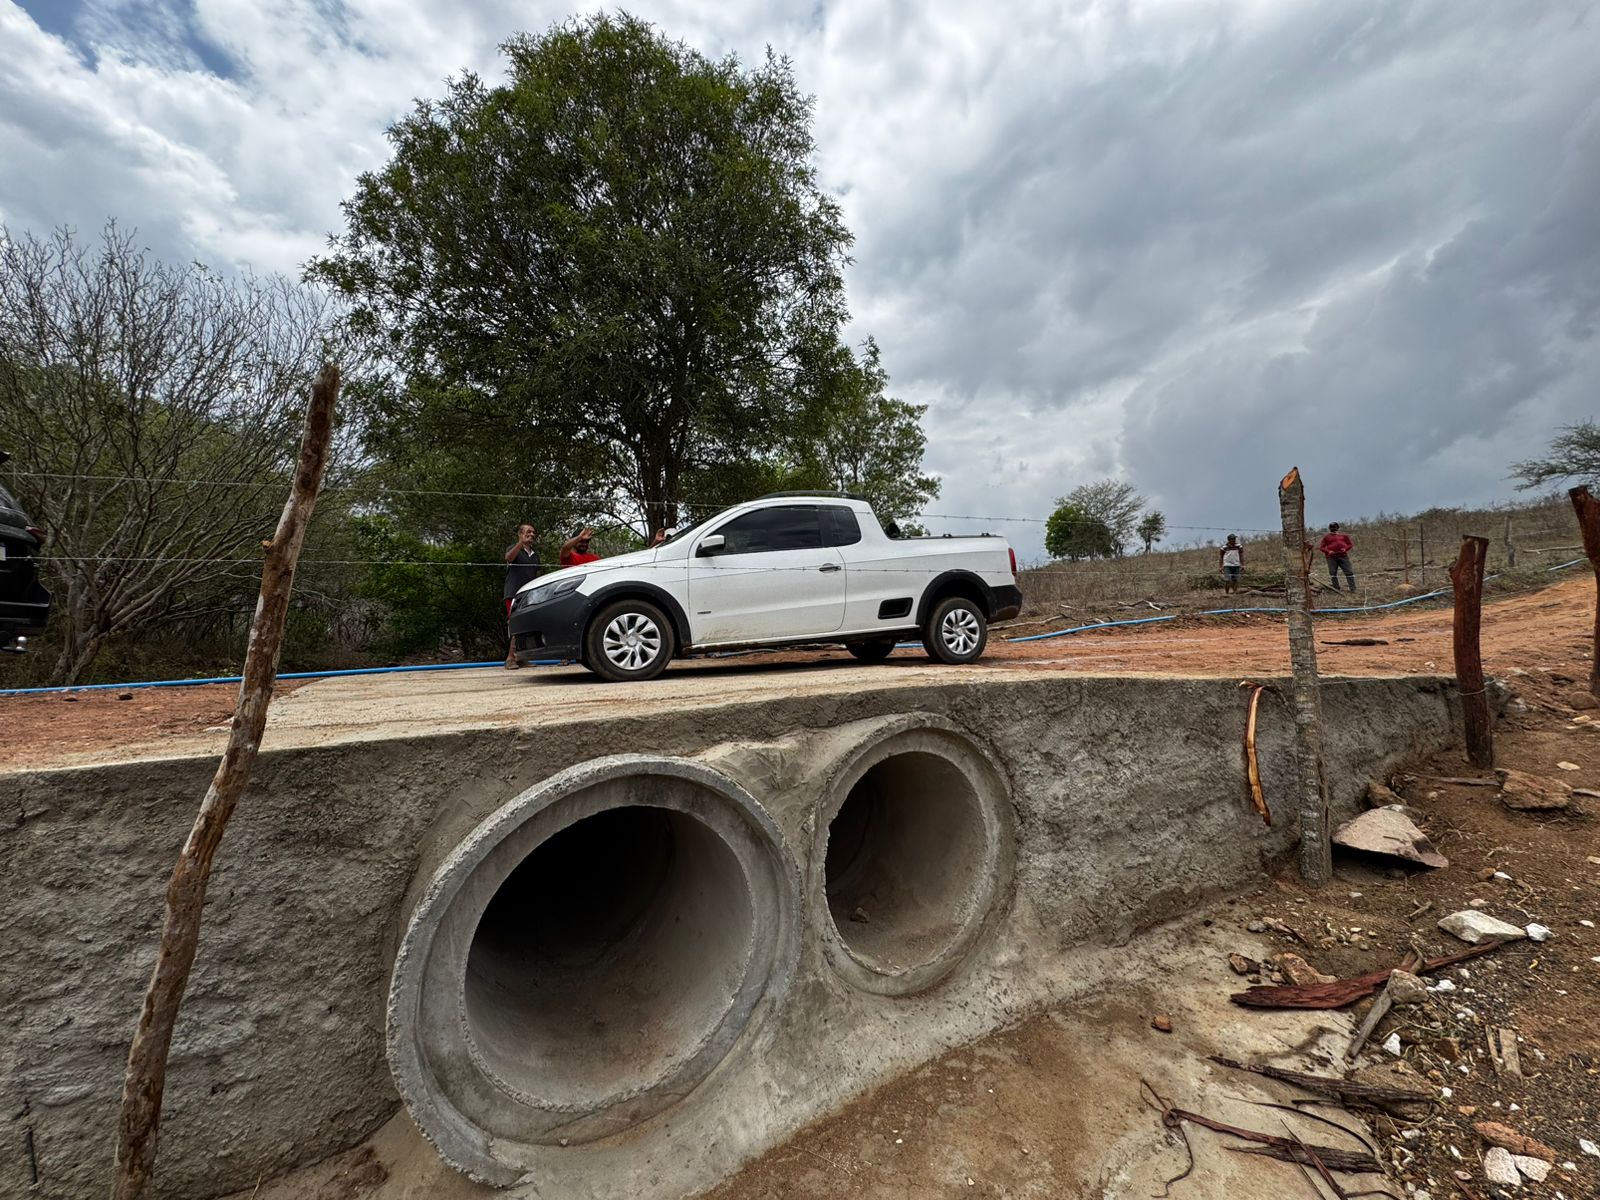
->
[503,523,540,668]
[1318,522,1355,591]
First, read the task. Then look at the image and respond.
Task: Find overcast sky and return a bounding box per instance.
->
[3,0,1596,559]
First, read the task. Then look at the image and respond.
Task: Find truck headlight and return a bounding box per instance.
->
[517,576,582,609]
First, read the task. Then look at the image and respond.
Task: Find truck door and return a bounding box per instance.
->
[687,505,846,643]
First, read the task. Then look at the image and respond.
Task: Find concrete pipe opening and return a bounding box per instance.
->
[388,757,799,1184]
[464,806,753,1108]
[817,721,1013,996]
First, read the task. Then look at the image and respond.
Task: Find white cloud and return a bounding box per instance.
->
[2,0,1597,559]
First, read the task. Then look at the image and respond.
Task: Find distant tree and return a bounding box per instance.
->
[1512,421,1600,489]
[1136,510,1167,553]
[1061,479,1146,555]
[0,224,347,684]
[1045,502,1115,561]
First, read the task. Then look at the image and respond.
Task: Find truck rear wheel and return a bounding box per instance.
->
[584,599,674,682]
[922,595,988,665]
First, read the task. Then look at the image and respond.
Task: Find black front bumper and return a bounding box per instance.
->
[507,588,591,663]
[990,584,1023,622]
[0,585,52,640]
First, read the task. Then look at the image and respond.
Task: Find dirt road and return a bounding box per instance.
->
[4,577,1592,770]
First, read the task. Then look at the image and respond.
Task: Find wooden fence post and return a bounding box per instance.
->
[1418,525,1427,588]
[1401,527,1411,586]
[1570,486,1600,698]
[1447,535,1493,768]
[1503,513,1517,569]
[1278,467,1331,887]
[111,365,340,1200]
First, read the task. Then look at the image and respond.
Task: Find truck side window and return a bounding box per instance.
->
[822,506,862,547]
[717,505,823,554]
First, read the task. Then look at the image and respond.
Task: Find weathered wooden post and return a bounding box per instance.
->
[111,365,341,1200]
[1503,513,1517,569]
[1278,467,1331,887]
[1401,527,1411,585]
[1447,535,1493,768]
[1570,486,1600,698]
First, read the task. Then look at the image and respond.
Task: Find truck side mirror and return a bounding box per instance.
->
[696,533,726,557]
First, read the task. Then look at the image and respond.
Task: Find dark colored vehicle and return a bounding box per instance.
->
[0,452,51,652]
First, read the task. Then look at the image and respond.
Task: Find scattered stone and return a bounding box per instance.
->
[1332,808,1449,869]
[1496,768,1573,811]
[1226,953,1257,976]
[1473,1121,1557,1162]
[1433,1036,1461,1061]
[1492,871,1513,882]
[1580,1138,1600,1157]
[1272,952,1335,986]
[1525,924,1552,942]
[1438,911,1527,945]
[1482,1146,1520,1186]
[1512,1156,1550,1182]
[1568,690,1600,710]
[1382,1032,1403,1056]
[1556,760,1581,771]
[116,691,133,700]
[1246,920,1267,933]
[849,907,870,924]
[1151,1014,1172,1033]
[1366,779,1406,808]
[1386,969,1429,1007]
[1430,979,1457,994]
[1587,857,1600,867]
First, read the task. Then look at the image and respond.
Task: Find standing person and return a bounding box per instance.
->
[559,527,602,568]
[1219,535,1244,595]
[503,523,541,669]
[1318,522,1356,591]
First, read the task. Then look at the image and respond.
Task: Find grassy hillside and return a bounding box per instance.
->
[1015,494,1579,618]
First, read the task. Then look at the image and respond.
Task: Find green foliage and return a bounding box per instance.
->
[1513,421,1600,490]
[1045,502,1115,560]
[1066,480,1146,552]
[1136,510,1167,553]
[352,516,507,659]
[311,13,898,538]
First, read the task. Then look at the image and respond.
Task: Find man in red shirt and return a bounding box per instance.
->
[1318,522,1355,591]
[559,527,602,568]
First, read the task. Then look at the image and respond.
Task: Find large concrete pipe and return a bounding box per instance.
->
[385,756,801,1184]
[814,719,1014,996]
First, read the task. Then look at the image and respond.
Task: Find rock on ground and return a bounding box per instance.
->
[1482,1146,1521,1186]
[1438,910,1527,945]
[1496,767,1572,811]
[1331,807,1449,868]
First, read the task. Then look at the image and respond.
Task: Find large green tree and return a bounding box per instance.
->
[313,14,885,538]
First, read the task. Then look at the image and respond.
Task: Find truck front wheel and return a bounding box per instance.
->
[584,599,675,682]
[922,595,988,664]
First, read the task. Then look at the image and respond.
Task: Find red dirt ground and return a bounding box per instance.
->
[2,577,1591,770]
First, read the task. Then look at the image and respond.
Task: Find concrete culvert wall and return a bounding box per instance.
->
[816,722,1014,996]
[387,756,799,1185]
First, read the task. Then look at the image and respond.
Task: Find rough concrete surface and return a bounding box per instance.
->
[2,670,1461,1199]
[233,919,1375,1200]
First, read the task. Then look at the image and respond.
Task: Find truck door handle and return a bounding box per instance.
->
[818,563,841,573]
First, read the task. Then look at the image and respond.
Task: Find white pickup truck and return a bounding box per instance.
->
[508,492,1022,681]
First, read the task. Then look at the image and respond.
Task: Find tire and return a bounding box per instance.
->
[845,639,895,663]
[584,599,675,682]
[922,595,988,664]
